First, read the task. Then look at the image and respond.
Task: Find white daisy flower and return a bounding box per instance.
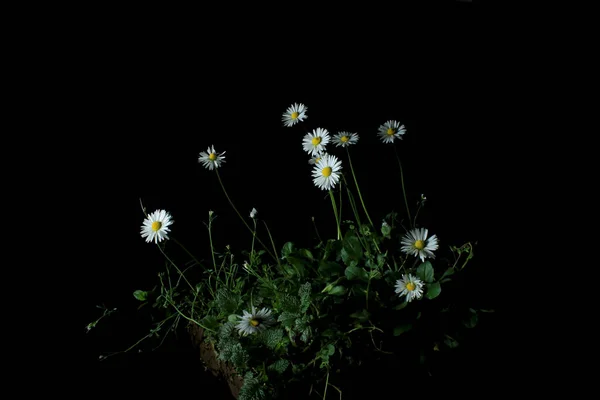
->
[250,208,258,219]
[308,153,327,165]
[282,103,308,127]
[235,306,275,336]
[140,209,173,244]
[302,127,330,156]
[400,227,439,262]
[395,274,425,302]
[333,131,359,147]
[377,120,406,143]
[198,145,226,170]
[312,153,342,191]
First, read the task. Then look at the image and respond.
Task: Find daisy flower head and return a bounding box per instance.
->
[395,274,425,302]
[250,208,258,219]
[235,306,275,336]
[333,131,359,148]
[282,102,308,127]
[400,227,439,262]
[312,153,342,191]
[140,209,173,244]
[198,145,226,170]
[308,153,327,165]
[302,127,330,156]
[377,120,406,143]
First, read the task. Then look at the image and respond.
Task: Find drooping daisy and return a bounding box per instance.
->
[377,120,406,143]
[312,153,342,191]
[198,145,226,170]
[395,274,425,302]
[333,131,359,147]
[140,209,173,244]
[282,103,308,127]
[235,306,275,336]
[308,153,327,165]
[400,227,439,262]
[250,208,258,219]
[302,127,330,156]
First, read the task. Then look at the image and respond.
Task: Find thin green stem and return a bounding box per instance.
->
[393,146,413,229]
[215,169,277,262]
[262,220,282,270]
[207,212,217,270]
[346,148,374,228]
[329,190,342,240]
[157,244,195,292]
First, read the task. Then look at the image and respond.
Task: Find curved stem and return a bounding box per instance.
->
[393,146,413,229]
[328,190,342,240]
[346,148,375,228]
[215,169,277,262]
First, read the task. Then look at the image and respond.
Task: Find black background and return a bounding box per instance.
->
[74,2,514,397]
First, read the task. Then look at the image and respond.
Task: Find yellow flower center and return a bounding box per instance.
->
[341,135,349,142]
[414,240,425,250]
[312,137,322,145]
[291,111,299,119]
[386,128,395,136]
[209,153,217,161]
[315,157,321,164]
[250,319,260,327]
[151,221,162,231]
[406,282,416,291]
[322,166,332,177]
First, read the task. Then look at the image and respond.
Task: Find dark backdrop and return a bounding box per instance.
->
[77,3,510,397]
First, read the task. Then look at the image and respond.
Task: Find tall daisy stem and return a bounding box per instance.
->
[346,148,375,228]
[329,190,342,240]
[393,146,413,229]
[215,169,277,262]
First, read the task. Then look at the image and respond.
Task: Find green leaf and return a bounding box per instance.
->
[277,311,298,328]
[345,266,368,281]
[440,267,455,280]
[426,282,441,299]
[326,344,335,356]
[464,310,478,328]
[393,323,413,336]
[318,261,342,277]
[268,359,289,374]
[342,234,363,263]
[281,242,294,258]
[228,314,239,323]
[393,301,408,310]
[381,222,391,238]
[299,248,314,261]
[416,261,434,283]
[350,309,371,323]
[133,290,147,301]
[444,335,459,348]
[328,285,347,296]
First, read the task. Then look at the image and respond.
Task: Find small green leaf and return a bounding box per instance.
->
[299,248,314,261]
[393,323,413,336]
[228,314,239,323]
[440,267,455,280]
[345,266,368,281]
[328,285,347,296]
[282,242,294,258]
[464,310,478,328]
[350,309,370,322]
[416,261,434,283]
[426,282,441,299]
[133,290,147,301]
[444,335,459,348]
[393,301,408,310]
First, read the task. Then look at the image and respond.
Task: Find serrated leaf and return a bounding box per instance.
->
[426,282,441,299]
[268,359,289,374]
[416,261,434,283]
